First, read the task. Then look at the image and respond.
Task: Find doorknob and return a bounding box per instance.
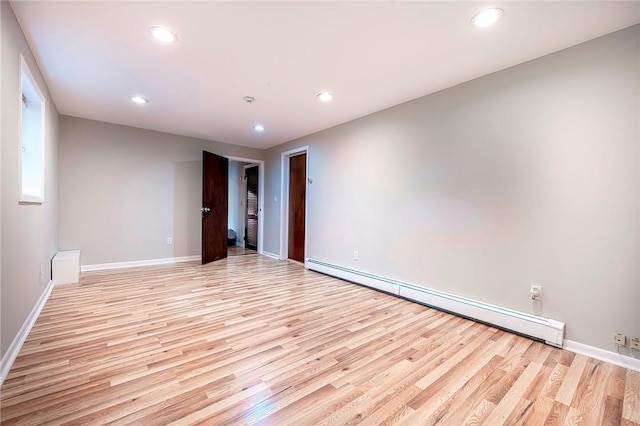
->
[201,207,211,213]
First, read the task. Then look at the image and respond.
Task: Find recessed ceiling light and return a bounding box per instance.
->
[149,26,178,43]
[253,124,265,132]
[317,92,334,102]
[471,8,504,28]
[129,95,149,104]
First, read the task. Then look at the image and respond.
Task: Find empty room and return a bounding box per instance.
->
[1,1,639,424]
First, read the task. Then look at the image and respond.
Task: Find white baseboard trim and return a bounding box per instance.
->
[306,258,565,348]
[81,255,201,272]
[564,340,640,372]
[0,280,54,387]
[261,251,281,260]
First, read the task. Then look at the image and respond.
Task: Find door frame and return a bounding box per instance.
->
[225,155,265,254]
[280,146,309,262]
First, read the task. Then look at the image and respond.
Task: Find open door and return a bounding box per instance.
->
[202,151,228,264]
[245,165,259,251]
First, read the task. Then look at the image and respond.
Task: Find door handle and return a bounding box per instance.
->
[201,207,211,213]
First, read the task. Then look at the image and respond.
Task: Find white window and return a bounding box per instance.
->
[19,55,45,204]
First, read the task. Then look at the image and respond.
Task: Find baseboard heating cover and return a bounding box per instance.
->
[306,258,565,348]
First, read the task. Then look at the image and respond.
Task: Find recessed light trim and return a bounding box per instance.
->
[471,8,504,28]
[130,95,149,104]
[149,26,178,43]
[253,124,265,132]
[317,92,334,102]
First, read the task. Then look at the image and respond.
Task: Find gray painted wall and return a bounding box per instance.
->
[237,165,247,248]
[58,116,263,266]
[229,161,241,244]
[1,2,59,357]
[262,26,640,352]
[228,161,250,247]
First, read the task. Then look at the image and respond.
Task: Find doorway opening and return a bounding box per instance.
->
[280,147,309,263]
[227,157,264,257]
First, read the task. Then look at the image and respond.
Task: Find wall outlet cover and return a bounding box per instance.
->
[614,333,626,346]
[530,285,542,300]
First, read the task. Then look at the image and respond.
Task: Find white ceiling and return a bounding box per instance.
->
[11,1,640,149]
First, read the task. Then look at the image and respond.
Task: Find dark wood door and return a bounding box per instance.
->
[202,151,228,264]
[245,165,259,251]
[288,153,306,262]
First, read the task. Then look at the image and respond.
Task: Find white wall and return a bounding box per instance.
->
[228,161,240,241]
[58,116,263,266]
[1,2,59,357]
[263,25,640,353]
[228,161,250,246]
[238,166,247,248]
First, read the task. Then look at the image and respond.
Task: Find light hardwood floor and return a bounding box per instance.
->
[1,255,638,425]
[228,246,258,257]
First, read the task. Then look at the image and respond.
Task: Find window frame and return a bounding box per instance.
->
[18,54,46,205]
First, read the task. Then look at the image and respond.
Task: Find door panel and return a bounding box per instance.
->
[288,153,306,262]
[202,151,228,264]
[245,165,259,251]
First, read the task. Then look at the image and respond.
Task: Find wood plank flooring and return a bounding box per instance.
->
[1,255,638,425]
[228,246,258,257]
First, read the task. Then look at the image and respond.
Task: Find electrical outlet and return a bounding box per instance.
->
[614,332,626,346]
[530,285,542,300]
[167,237,173,245]
[631,338,640,350]
[353,251,359,260]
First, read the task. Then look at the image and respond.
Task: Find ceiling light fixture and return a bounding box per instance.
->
[149,26,178,43]
[129,95,149,104]
[471,8,504,28]
[317,92,334,102]
[253,124,265,132]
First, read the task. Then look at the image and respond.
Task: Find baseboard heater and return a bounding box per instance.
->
[306,258,565,348]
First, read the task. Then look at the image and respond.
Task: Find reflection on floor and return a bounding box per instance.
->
[228,246,257,256]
